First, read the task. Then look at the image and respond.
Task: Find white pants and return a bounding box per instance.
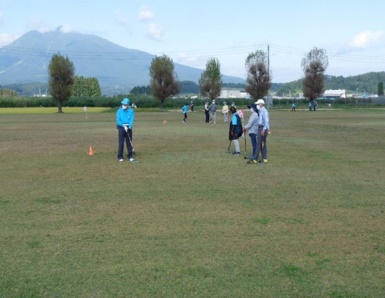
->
[233,139,240,153]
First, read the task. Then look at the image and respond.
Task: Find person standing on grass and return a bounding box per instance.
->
[243,103,259,164]
[209,99,218,124]
[291,102,296,111]
[190,100,194,112]
[204,100,210,123]
[116,98,136,163]
[222,101,229,122]
[254,99,270,164]
[182,103,188,123]
[229,106,243,156]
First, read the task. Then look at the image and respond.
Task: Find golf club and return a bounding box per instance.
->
[243,132,248,159]
[127,130,135,155]
[226,140,232,153]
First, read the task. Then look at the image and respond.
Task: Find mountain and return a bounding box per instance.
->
[0,28,244,95]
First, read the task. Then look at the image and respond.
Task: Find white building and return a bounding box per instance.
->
[323,89,346,98]
[220,89,249,99]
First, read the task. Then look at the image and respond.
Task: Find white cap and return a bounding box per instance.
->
[256,99,265,105]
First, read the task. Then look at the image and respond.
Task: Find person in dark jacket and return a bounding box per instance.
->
[229,106,243,156]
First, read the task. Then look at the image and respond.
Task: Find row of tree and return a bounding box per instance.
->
[148,50,272,109]
[147,47,328,107]
[47,47,328,112]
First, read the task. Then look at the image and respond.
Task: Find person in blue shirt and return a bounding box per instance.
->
[291,102,296,111]
[229,106,243,156]
[182,103,188,123]
[254,99,270,163]
[116,98,135,162]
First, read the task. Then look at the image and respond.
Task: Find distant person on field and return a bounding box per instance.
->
[254,99,270,164]
[209,99,218,124]
[243,103,259,164]
[222,101,229,122]
[308,101,312,111]
[190,100,194,112]
[204,100,210,123]
[314,101,318,111]
[291,103,296,111]
[229,106,243,156]
[182,103,188,123]
[116,98,135,162]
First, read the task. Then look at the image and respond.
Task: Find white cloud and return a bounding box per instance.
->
[27,19,50,32]
[0,33,20,47]
[335,30,385,55]
[138,7,155,21]
[147,23,164,41]
[348,30,384,48]
[59,24,75,33]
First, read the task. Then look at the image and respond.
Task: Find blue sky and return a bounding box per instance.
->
[0,0,384,83]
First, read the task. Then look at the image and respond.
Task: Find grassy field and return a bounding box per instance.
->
[1,107,385,297]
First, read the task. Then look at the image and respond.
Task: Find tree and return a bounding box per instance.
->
[48,53,75,113]
[199,58,222,100]
[73,76,102,97]
[301,47,328,102]
[130,85,151,96]
[378,82,384,96]
[245,50,271,100]
[149,54,180,109]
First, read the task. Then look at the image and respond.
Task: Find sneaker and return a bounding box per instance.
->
[233,152,240,156]
[247,159,257,164]
[263,159,268,163]
[129,158,136,163]
[119,159,124,162]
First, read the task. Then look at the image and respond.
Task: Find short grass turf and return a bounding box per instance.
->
[1,108,385,297]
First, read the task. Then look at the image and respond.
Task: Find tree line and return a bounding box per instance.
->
[10,46,382,112]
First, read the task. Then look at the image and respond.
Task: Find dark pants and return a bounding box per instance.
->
[205,110,209,123]
[117,126,133,159]
[183,113,187,122]
[255,127,268,161]
[249,133,257,160]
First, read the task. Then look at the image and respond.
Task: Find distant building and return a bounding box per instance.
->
[323,89,346,99]
[220,89,249,99]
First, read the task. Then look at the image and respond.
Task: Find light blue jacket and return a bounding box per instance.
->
[116,107,135,128]
[257,107,270,131]
[182,105,188,113]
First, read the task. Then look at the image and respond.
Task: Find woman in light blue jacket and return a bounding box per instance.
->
[116,98,135,162]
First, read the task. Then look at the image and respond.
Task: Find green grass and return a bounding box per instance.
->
[1,108,385,297]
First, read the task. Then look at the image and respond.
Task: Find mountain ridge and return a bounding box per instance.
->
[0,30,244,95]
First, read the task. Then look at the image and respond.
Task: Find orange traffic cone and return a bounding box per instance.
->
[163,119,167,124]
[88,146,94,156]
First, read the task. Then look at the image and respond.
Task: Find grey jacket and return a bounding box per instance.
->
[244,111,259,135]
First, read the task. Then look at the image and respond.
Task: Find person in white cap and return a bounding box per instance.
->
[254,99,270,163]
[209,99,217,124]
[116,97,136,162]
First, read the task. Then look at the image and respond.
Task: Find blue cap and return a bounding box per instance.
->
[121,98,130,105]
